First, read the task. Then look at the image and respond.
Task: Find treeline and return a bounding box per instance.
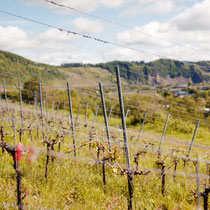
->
[62,59,210,85]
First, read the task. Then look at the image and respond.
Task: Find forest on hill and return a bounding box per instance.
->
[0,50,210,87]
[63,60,210,85]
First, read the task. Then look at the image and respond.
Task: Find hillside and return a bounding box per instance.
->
[0,51,127,88]
[95,60,210,85]
[0,51,66,85]
[0,51,210,210]
[0,50,210,87]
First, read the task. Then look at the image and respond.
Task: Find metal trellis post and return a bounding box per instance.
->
[67,82,77,157]
[39,81,45,138]
[158,113,170,158]
[136,112,147,142]
[99,82,112,151]
[19,80,24,129]
[116,65,133,210]
[187,120,200,157]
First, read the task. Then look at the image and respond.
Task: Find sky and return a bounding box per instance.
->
[0,0,210,65]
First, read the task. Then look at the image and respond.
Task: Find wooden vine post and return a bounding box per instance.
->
[102,158,107,188]
[196,155,201,210]
[161,165,166,196]
[0,142,24,210]
[156,160,166,196]
[1,125,5,153]
[84,103,88,127]
[56,101,60,115]
[173,159,179,181]
[201,164,210,210]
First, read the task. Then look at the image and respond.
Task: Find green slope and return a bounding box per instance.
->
[0,50,65,85]
[0,50,209,87]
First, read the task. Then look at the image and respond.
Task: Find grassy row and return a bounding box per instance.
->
[0,103,209,209]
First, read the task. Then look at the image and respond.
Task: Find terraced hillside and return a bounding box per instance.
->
[0,50,209,88]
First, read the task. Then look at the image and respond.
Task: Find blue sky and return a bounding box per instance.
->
[0,0,209,64]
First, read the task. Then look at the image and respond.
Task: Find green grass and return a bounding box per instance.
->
[0,101,209,209]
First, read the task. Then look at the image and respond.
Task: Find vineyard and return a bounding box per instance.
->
[0,66,210,210]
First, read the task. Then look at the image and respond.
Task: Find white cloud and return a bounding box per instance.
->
[20,0,99,12]
[99,34,210,63]
[28,28,84,64]
[30,51,85,65]
[116,22,172,48]
[36,28,79,50]
[0,20,26,26]
[171,0,210,31]
[20,0,133,12]
[100,0,134,8]
[2,0,210,64]
[0,26,30,51]
[19,0,43,6]
[99,46,159,62]
[122,0,175,16]
[72,18,104,34]
[0,25,85,65]
[115,0,210,62]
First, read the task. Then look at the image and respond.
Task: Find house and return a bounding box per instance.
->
[176,91,190,97]
[169,88,182,93]
[177,84,188,88]
[201,86,209,91]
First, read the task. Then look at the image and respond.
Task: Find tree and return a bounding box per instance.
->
[22,79,39,102]
[163,90,171,97]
